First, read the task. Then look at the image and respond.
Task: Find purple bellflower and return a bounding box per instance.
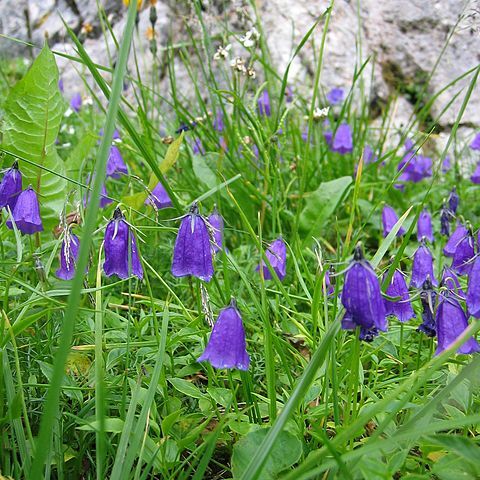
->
[435,291,480,355]
[443,223,468,257]
[145,182,172,209]
[331,123,353,155]
[198,299,250,370]
[258,90,271,117]
[257,237,287,281]
[382,204,405,238]
[326,87,344,104]
[70,93,82,112]
[470,132,480,150]
[6,186,43,234]
[448,187,459,214]
[56,232,80,280]
[84,175,113,209]
[383,269,415,322]
[171,204,214,282]
[440,202,454,237]
[208,207,224,253]
[340,244,387,341]
[442,155,451,173]
[213,110,224,132]
[0,161,22,210]
[442,266,466,300]
[103,208,143,280]
[411,243,437,288]
[363,145,376,164]
[191,138,205,155]
[106,145,128,178]
[417,208,434,242]
[324,269,334,295]
[471,162,480,184]
[451,229,475,276]
[467,256,480,318]
[417,277,437,337]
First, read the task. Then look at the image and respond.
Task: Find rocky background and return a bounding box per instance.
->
[1,0,479,134]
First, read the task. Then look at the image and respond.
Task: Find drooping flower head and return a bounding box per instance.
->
[331,123,353,155]
[467,256,480,318]
[257,237,287,281]
[381,204,405,238]
[470,162,480,184]
[411,242,437,288]
[171,204,214,282]
[207,207,224,253]
[435,290,480,355]
[451,228,475,276]
[383,269,415,322]
[198,299,250,370]
[396,141,432,185]
[448,187,459,214]
[363,145,376,164]
[417,208,433,242]
[417,277,437,337]
[145,182,172,210]
[106,145,128,178]
[258,90,271,117]
[326,87,344,105]
[0,161,22,210]
[470,132,480,151]
[440,202,453,236]
[56,232,80,280]
[444,223,468,257]
[83,175,113,209]
[6,185,43,234]
[341,244,387,340]
[103,208,143,280]
[70,92,82,112]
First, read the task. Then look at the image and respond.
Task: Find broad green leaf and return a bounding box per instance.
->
[232,428,302,479]
[3,44,67,228]
[77,418,125,433]
[192,154,218,189]
[299,176,352,240]
[168,378,204,399]
[147,132,184,189]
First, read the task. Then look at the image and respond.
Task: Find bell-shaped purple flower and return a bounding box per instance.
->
[191,138,205,155]
[70,93,82,112]
[418,277,437,337]
[448,187,459,214]
[326,87,344,105]
[198,299,250,370]
[440,206,451,237]
[106,145,128,178]
[56,232,80,280]
[103,208,143,280]
[324,269,334,295]
[341,244,387,338]
[145,182,172,209]
[471,162,480,184]
[442,155,451,173]
[382,204,404,238]
[435,291,480,355]
[213,110,224,132]
[383,269,415,322]
[258,90,271,117]
[417,208,433,242]
[467,256,480,318]
[443,223,468,257]
[257,237,287,281]
[363,145,376,164]
[6,185,43,234]
[171,205,214,282]
[331,123,353,155]
[411,243,437,288]
[208,208,224,253]
[470,132,480,151]
[442,266,465,300]
[451,230,475,276]
[0,161,22,210]
[84,175,113,209]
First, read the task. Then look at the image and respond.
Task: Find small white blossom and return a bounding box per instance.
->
[246,66,256,79]
[240,27,260,48]
[313,106,330,120]
[230,57,247,74]
[213,44,232,61]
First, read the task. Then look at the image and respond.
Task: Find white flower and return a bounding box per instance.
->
[213,44,232,61]
[313,106,330,120]
[240,27,260,48]
[230,57,247,74]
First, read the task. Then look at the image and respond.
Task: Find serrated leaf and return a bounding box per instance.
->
[232,428,302,479]
[147,132,184,189]
[2,44,67,228]
[299,176,352,241]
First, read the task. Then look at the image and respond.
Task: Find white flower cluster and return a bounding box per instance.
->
[213,44,232,61]
[240,27,260,48]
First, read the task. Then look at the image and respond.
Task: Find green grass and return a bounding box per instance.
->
[0,1,480,479]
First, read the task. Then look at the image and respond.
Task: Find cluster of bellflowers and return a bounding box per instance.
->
[342,188,479,355]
